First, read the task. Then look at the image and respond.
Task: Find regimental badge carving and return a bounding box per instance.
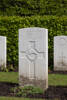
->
[21,41,45,62]
[59,38,67,46]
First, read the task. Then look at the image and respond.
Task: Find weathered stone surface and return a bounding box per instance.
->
[19,27,48,90]
[0,36,6,68]
[54,36,67,71]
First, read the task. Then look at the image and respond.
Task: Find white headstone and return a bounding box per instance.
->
[0,36,6,68]
[54,36,67,71]
[19,27,48,90]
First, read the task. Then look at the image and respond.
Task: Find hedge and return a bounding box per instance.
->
[0,0,67,16]
[0,16,67,69]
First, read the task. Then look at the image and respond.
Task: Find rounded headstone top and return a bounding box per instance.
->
[54,35,67,38]
[19,27,48,29]
[19,27,48,31]
[54,35,67,46]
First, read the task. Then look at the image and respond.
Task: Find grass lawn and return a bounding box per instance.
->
[0,72,18,83]
[49,74,67,86]
[0,72,67,100]
[0,97,60,100]
[0,97,44,100]
[0,72,67,86]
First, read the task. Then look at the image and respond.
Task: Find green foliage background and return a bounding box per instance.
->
[0,0,67,16]
[0,16,67,69]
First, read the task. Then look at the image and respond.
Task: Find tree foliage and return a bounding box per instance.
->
[0,0,67,16]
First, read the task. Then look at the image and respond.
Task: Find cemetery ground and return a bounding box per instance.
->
[0,72,67,100]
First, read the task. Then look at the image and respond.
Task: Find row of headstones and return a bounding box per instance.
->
[0,27,67,90]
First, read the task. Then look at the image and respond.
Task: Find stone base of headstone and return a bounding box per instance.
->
[54,67,67,71]
[19,75,48,90]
